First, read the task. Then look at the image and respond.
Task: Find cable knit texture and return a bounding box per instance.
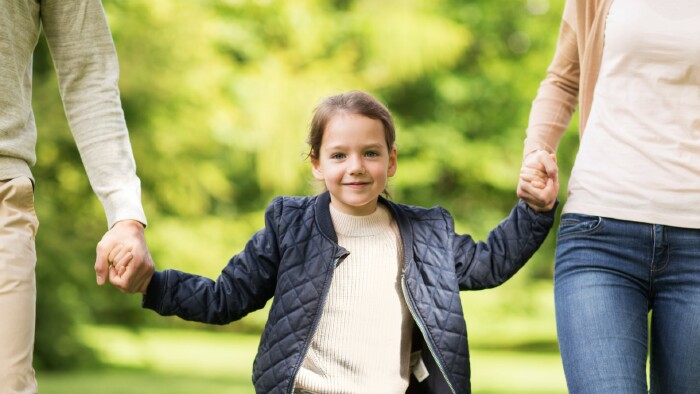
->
[294,204,412,393]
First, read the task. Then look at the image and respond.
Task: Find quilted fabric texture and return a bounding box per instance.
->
[143,192,556,393]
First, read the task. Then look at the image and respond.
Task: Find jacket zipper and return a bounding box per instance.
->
[287,253,347,394]
[401,276,457,394]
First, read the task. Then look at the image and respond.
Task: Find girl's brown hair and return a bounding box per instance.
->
[307,90,396,161]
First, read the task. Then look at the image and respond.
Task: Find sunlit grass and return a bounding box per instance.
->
[464,278,567,393]
[470,349,566,393]
[38,326,257,394]
[79,326,259,379]
[38,346,565,394]
[37,323,566,393]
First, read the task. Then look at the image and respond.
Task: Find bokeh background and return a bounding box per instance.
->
[31,0,579,392]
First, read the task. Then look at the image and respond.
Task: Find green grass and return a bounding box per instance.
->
[77,326,259,378]
[469,349,566,394]
[37,280,567,393]
[38,369,251,394]
[38,348,565,394]
[38,326,258,394]
[37,325,566,393]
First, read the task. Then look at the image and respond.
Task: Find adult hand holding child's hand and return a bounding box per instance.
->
[517,149,559,212]
[95,219,155,294]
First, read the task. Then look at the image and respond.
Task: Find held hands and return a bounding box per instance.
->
[517,149,559,212]
[95,219,155,294]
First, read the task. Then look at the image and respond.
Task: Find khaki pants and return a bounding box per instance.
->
[0,177,39,394]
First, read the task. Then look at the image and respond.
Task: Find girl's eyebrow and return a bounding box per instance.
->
[322,144,346,152]
[324,142,385,150]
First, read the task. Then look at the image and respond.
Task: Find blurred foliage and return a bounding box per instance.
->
[31,0,576,368]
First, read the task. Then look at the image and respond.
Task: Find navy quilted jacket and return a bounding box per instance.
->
[143,192,555,393]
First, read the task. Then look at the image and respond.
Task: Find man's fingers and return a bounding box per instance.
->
[108,253,154,294]
[94,241,111,286]
[99,220,154,294]
[110,266,144,294]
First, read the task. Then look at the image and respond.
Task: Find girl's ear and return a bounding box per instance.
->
[387,147,398,177]
[311,158,324,180]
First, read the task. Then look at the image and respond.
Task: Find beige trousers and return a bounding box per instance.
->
[0,177,39,394]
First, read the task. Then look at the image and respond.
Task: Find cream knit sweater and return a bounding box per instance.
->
[1,0,145,227]
[294,204,412,393]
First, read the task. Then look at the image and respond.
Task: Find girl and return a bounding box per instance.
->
[113,90,558,393]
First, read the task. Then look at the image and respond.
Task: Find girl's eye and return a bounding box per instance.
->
[331,153,345,160]
[365,151,379,158]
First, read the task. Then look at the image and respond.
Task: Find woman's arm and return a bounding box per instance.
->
[523,0,581,156]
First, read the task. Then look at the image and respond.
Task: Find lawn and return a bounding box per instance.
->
[37,280,567,393]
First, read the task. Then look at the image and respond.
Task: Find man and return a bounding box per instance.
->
[1,1,153,392]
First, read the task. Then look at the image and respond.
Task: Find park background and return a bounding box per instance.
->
[31,0,580,392]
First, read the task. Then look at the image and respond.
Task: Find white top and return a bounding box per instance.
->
[294,204,412,394]
[563,0,700,228]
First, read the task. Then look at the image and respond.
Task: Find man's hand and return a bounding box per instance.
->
[95,219,154,294]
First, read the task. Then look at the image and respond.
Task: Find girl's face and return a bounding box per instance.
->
[312,112,397,216]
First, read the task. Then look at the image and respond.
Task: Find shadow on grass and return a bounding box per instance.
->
[472,339,560,353]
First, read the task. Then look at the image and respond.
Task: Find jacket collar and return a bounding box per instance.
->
[380,195,415,271]
[314,192,414,268]
[314,191,338,243]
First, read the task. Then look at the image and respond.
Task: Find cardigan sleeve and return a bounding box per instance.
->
[523,0,580,156]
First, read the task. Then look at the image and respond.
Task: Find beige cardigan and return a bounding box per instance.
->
[524,0,614,155]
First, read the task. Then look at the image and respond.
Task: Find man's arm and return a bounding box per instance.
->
[41,0,151,291]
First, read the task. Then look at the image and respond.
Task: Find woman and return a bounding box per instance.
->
[517,1,700,393]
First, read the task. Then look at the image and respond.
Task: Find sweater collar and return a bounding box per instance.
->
[329,203,392,237]
[314,192,413,261]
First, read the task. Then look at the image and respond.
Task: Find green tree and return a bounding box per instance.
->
[31,0,569,369]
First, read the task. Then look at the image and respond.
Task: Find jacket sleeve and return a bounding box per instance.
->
[142,198,283,324]
[453,199,556,290]
[523,0,579,156]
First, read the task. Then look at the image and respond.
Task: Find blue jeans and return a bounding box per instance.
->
[554,214,700,394]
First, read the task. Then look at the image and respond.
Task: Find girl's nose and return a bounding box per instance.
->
[348,156,366,175]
